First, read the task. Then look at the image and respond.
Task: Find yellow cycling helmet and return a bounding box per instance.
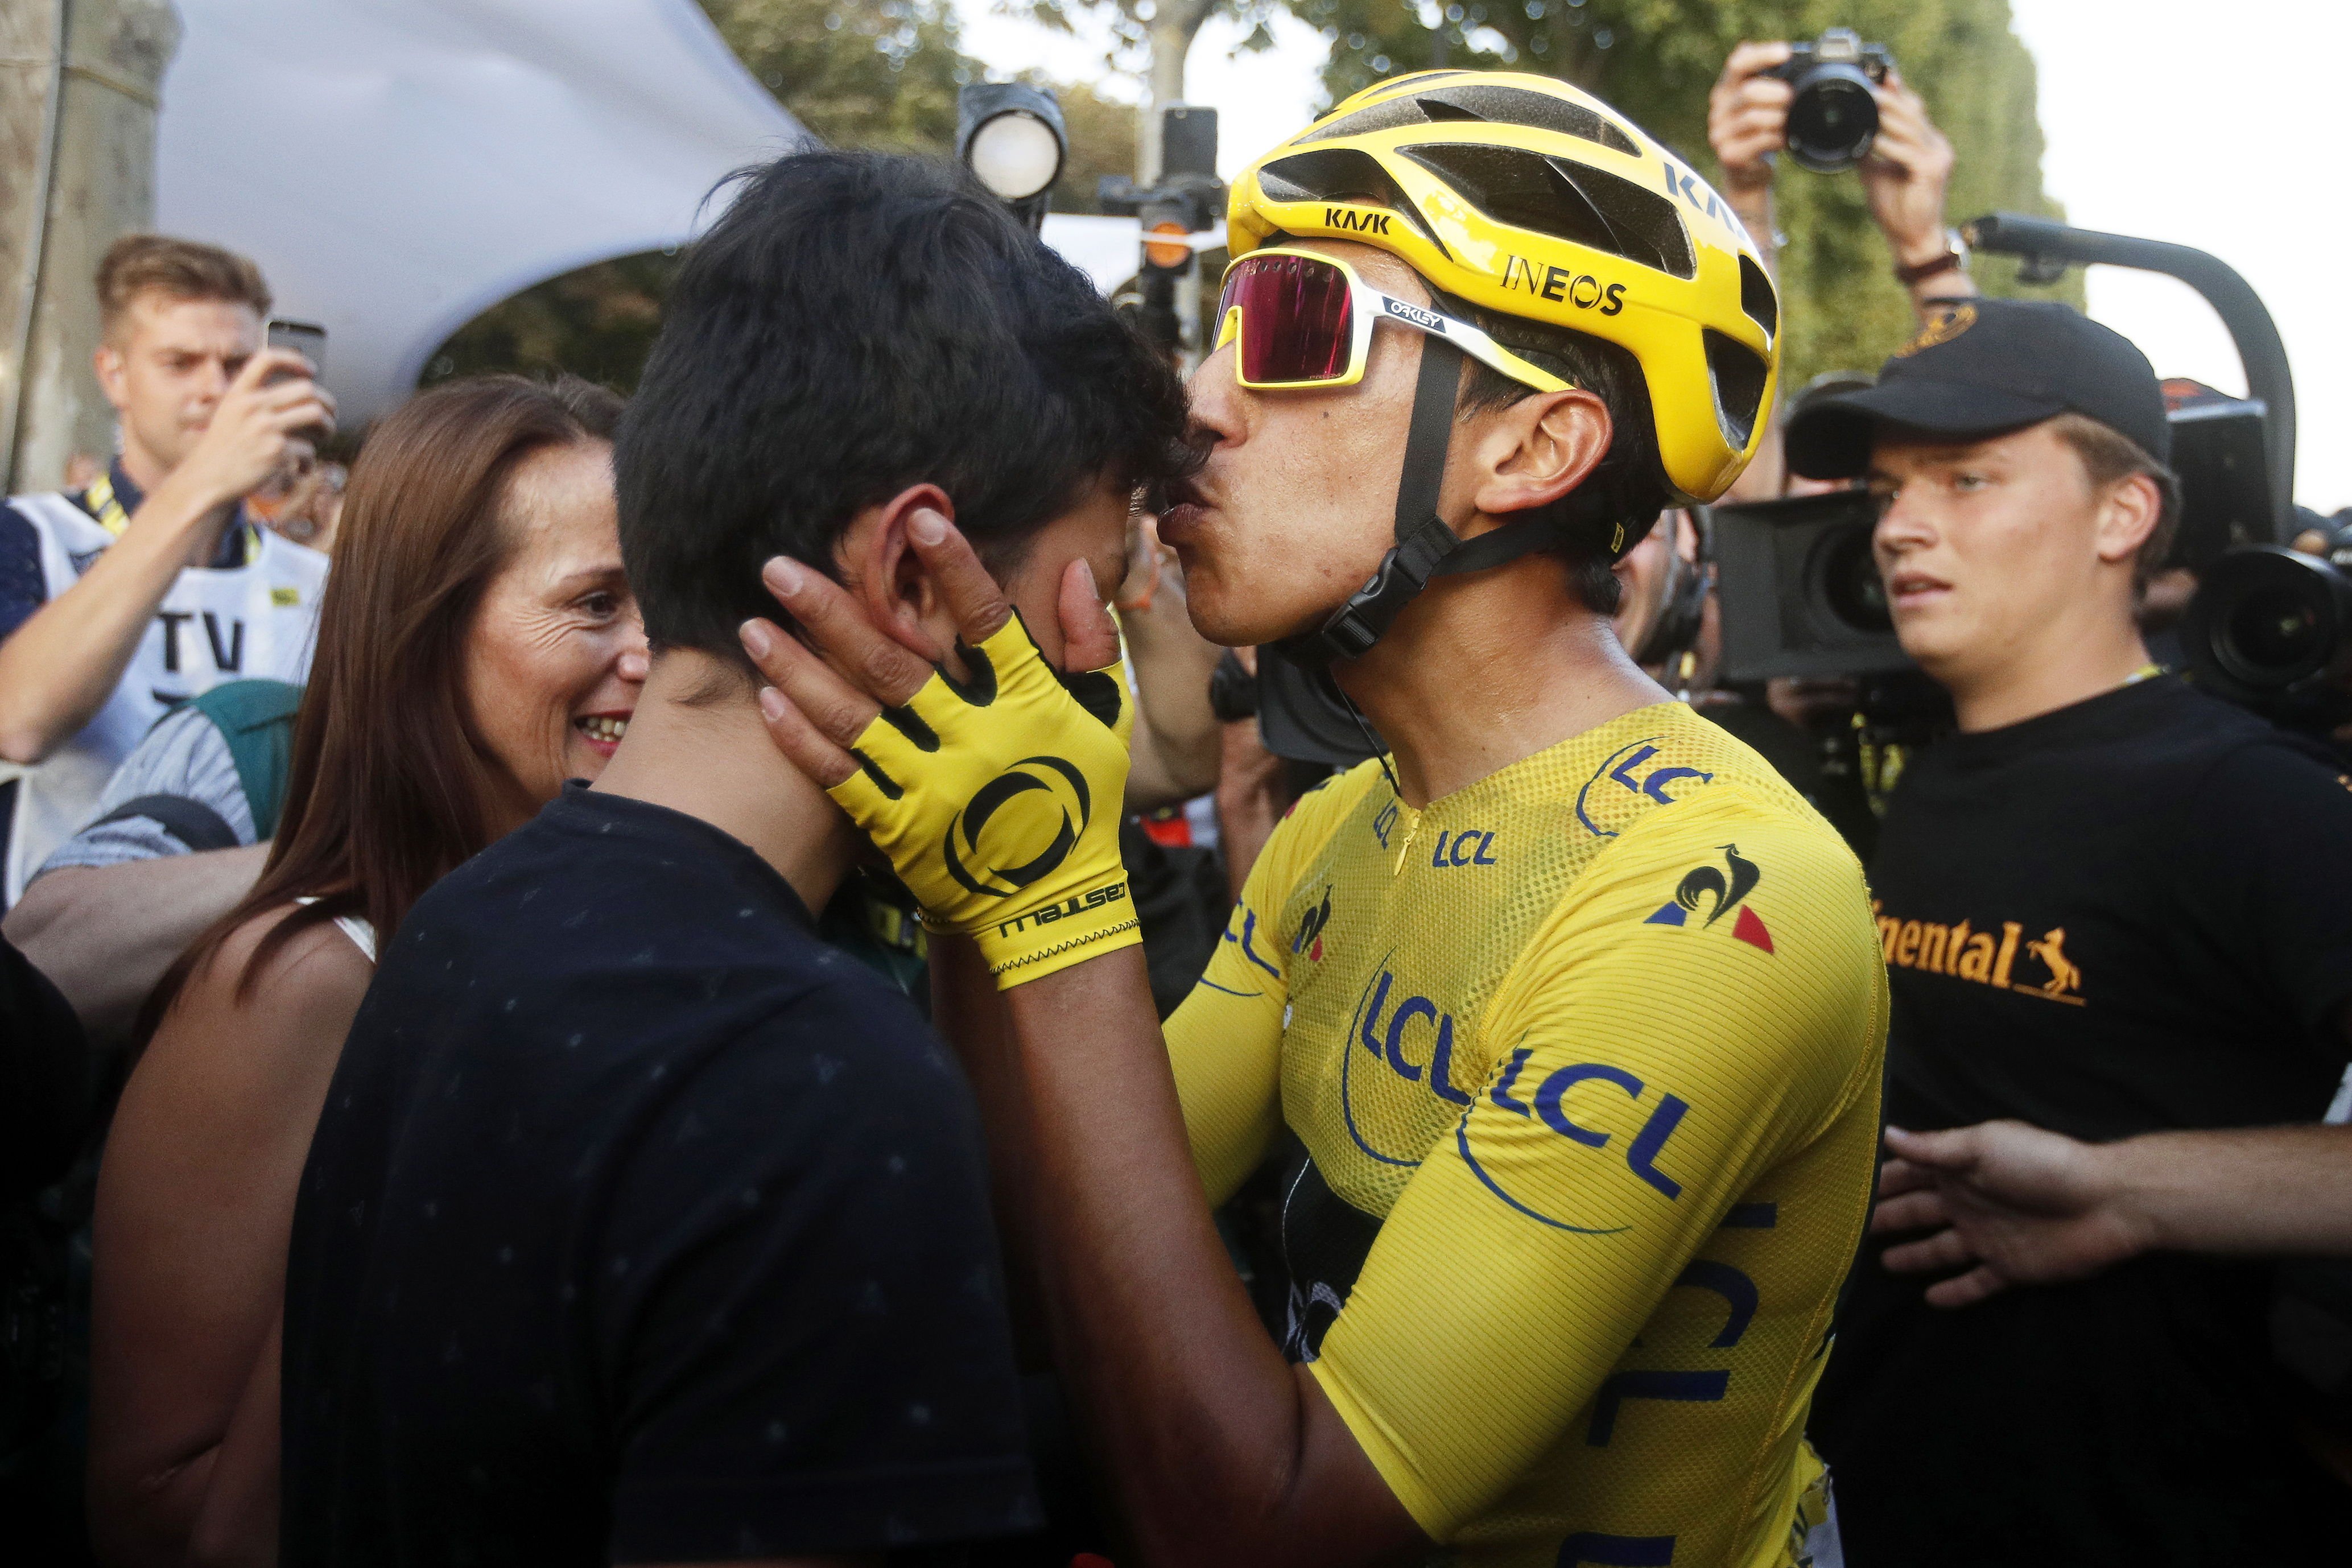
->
[1229,69,1780,509]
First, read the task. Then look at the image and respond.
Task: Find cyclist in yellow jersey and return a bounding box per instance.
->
[738,71,1887,1568]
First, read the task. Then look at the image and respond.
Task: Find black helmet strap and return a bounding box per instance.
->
[1274,335,1594,671]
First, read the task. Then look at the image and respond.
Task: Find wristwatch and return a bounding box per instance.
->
[1893,226,1970,287]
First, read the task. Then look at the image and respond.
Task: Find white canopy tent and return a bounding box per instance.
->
[155,0,1142,428]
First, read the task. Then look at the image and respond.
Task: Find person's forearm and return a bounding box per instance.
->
[2098,1124,2352,1257]
[929,934,1057,1364]
[1215,728,1287,903]
[2,844,268,1046]
[1001,952,1380,1567]
[1121,586,1223,800]
[0,478,232,761]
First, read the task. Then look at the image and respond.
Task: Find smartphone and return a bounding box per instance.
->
[265,318,327,376]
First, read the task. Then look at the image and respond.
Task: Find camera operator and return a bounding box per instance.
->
[0,236,332,907]
[1789,299,2352,1564]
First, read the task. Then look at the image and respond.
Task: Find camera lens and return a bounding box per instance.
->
[1786,67,1881,174]
[2184,545,2352,719]
[1814,522,1892,635]
[2219,583,2328,684]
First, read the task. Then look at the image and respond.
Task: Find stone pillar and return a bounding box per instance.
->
[0,0,179,496]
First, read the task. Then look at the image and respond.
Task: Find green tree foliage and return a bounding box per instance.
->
[1051,80,1142,214]
[1290,0,2078,391]
[422,250,680,392]
[703,0,968,152]
[422,1,1140,393]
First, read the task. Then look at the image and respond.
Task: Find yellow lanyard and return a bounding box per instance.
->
[84,472,259,566]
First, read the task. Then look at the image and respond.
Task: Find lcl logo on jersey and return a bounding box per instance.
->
[942,754,1090,896]
[1644,844,1774,954]
[1575,737,1714,837]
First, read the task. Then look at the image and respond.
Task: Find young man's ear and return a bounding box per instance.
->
[1464,389,1614,523]
[2092,471,2164,568]
[832,483,962,664]
[92,343,127,412]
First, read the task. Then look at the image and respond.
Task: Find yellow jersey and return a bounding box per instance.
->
[1165,702,1887,1567]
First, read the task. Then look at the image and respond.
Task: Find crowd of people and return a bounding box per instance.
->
[2,36,2349,1568]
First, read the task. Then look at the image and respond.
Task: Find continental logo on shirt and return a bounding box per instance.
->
[1874,902,2083,1005]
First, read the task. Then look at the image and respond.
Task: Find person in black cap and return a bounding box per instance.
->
[1793,297,2352,1564]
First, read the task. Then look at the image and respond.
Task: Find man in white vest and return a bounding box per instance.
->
[0,234,333,905]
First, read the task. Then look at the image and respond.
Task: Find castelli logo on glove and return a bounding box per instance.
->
[942,755,1092,897]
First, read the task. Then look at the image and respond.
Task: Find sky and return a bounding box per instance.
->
[952,0,2352,511]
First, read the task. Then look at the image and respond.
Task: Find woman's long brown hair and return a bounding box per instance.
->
[152,375,622,1020]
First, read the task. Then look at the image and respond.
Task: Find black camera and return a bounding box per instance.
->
[2182,532,2352,728]
[1767,28,1894,174]
[1711,488,1907,681]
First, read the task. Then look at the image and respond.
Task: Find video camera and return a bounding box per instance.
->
[1767,29,1895,174]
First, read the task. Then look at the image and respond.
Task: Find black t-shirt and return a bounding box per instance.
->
[280,786,1041,1566]
[1812,676,2352,1566]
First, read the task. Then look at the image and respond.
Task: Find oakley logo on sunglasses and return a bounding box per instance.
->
[1499,255,1628,317]
[1323,206,1393,236]
[1383,298,1447,333]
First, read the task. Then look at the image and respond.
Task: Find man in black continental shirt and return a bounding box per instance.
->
[1789,300,2352,1565]
[280,152,1195,1565]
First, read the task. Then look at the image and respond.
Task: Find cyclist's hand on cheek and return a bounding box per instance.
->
[741,509,1137,987]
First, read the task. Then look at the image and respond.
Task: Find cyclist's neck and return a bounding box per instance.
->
[1335,565,1670,808]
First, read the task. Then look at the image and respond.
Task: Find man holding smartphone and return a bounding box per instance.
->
[0,234,333,904]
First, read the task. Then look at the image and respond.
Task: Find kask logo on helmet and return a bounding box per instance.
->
[942,754,1092,897]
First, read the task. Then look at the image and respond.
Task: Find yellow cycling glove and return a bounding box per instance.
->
[825,612,1138,987]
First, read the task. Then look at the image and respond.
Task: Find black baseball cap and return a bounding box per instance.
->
[1784,298,2169,480]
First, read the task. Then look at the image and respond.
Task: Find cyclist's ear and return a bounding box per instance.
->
[833,482,960,666]
[1466,386,1612,524]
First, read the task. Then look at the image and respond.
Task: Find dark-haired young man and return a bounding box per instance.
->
[742,75,1887,1568]
[277,151,1195,1566]
[1788,299,2352,1565]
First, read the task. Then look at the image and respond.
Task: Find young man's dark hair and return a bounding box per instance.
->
[617,149,1194,658]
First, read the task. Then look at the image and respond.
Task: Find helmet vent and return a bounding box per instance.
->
[1739,253,1778,337]
[1705,328,1771,451]
[1295,84,1639,158]
[1256,148,1455,260]
[1401,142,1693,278]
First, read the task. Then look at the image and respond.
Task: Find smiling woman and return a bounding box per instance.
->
[84,375,645,1568]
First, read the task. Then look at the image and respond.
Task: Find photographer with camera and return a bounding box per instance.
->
[1710,36,1974,500]
[1788,299,2352,1564]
